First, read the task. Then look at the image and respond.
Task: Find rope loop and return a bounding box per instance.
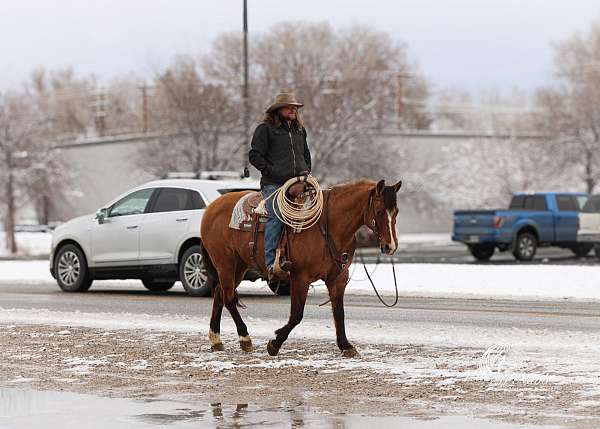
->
[266,175,324,230]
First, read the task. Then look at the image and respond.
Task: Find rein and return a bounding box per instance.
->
[358,252,400,308]
[317,188,399,308]
[317,253,399,308]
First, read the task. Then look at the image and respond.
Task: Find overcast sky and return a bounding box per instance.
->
[1,0,599,94]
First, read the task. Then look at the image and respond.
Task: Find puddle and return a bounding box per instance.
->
[0,388,557,428]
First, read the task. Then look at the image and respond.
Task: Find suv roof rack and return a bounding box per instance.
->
[162,170,251,180]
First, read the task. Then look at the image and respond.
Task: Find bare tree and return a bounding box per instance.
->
[104,74,145,134]
[418,89,570,211]
[0,91,48,253]
[536,19,600,193]
[30,68,95,139]
[140,56,239,177]
[203,22,430,184]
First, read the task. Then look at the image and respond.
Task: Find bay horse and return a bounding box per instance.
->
[200,178,402,357]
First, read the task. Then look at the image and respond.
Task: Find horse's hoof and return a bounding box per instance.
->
[239,340,253,353]
[341,347,359,358]
[211,342,225,352]
[267,340,280,356]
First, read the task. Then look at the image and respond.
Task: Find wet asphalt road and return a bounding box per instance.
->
[361,244,600,265]
[2,278,600,335]
[1,245,599,335]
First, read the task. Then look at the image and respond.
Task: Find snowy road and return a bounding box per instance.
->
[1,281,600,333]
[1,279,600,427]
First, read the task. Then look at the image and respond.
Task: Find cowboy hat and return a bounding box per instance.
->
[265,92,304,113]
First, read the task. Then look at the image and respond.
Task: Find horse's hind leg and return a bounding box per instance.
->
[217,256,253,352]
[233,260,253,352]
[209,280,225,352]
[267,274,310,356]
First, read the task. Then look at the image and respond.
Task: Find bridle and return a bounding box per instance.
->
[365,190,384,243]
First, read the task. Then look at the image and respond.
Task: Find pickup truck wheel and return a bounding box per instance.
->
[513,233,537,261]
[469,244,495,261]
[594,245,600,260]
[570,243,593,257]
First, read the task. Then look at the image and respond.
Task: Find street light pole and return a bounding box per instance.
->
[242,0,250,177]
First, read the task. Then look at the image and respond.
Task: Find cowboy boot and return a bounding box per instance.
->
[274,248,293,273]
[268,265,289,283]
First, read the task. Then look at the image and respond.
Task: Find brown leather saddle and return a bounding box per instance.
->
[243,183,310,276]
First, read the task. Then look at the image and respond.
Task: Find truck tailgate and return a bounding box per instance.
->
[453,211,498,241]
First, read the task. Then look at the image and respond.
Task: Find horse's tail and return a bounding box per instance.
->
[201,244,219,290]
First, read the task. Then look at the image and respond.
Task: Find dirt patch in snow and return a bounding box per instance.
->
[0,324,598,428]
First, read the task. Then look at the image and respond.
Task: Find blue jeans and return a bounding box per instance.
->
[261,184,283,269]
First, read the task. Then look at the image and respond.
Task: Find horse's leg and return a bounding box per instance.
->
[208,279,225,352]
[216,255,253,352]
[327,274,358,358]
[267,274,310,356]
[233,260,253,352]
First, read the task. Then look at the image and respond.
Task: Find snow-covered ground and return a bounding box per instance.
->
[0,232,454,258]
[0,232,51,257]
[4,259,600,302]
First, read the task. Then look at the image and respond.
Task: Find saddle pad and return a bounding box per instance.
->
[229,192,267,231]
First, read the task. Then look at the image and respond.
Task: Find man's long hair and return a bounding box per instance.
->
[262,109,305,131]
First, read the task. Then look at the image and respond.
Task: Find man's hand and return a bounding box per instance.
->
[297,171,310,182]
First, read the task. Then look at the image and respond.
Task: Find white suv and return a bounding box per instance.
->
[50,178,259,296]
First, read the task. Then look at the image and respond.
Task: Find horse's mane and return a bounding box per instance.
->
[328,179,375,193]
[327,179,397,210]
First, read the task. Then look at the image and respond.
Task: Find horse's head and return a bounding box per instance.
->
[364,179,402,255]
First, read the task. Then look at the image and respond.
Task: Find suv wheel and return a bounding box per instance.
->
[469,244,495,261]
[180,245,211,297]
[268,280,290,296]
[142,279,175,292]
[513,232,537,261]
[570,243,593,257]
[55,244,93,292]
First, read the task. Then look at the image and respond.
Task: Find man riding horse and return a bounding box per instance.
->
[248,92,311,283]
[199,90,402,357]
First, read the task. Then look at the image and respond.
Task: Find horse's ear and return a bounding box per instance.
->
[376,179,385,195]
[393,180,402,192]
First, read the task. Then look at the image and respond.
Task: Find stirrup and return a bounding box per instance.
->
[274,248,292,273]
[268,265,289,282]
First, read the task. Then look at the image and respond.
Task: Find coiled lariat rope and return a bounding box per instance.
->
[261,175,324,230]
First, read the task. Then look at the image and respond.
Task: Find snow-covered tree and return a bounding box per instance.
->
[536,19,600,193]
[0,92,47,252]
[139,56,239,177]
[201,22,429,184]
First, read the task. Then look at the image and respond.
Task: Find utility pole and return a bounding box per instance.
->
[141,83,149,133]
[395,72,412,129]
[242,0,250,177]
[91,87,107,136]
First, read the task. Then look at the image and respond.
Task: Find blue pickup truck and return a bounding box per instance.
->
[452,192,589,261]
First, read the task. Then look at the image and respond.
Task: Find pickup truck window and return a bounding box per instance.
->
[557,195,578,211]
[582,195,600,213]
[509,195,524,209]
[520,195,548,211]
[509,195,547,211]
[534,196,548,211]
